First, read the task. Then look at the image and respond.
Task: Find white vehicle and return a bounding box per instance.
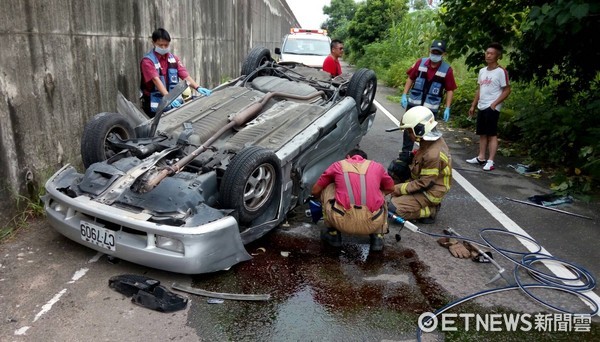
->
[275,28,331,68]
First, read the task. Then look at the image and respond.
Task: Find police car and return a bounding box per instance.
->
[275,28,331,68]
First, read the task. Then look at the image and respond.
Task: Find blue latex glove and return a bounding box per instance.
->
[401,94,408,108]
[443,107,450,122]
[197,87,212,96]
[171,99,182,108]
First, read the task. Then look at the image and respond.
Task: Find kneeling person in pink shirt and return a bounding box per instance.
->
[311,149,395,251]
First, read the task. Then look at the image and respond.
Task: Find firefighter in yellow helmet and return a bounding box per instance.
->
[182,86,192,102]
[389,106,452,223]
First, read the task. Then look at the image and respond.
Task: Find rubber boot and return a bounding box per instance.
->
[322,227,342,247]
[370,233,384,252]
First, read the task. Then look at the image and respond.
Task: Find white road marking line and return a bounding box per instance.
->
[14,326,30,335]
[88,252,103,263]
[374,100,400,126]
[377,101,600,313]
[68,268,89,284]
[15,254,102,335]
[33,288,67,322]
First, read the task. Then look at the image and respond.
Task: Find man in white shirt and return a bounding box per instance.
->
[466,42,511,171]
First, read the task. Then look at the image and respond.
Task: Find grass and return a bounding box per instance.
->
[0,187,46,243]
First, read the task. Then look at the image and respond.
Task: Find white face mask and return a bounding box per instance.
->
[429,54,442,63]
[155,46,170,55]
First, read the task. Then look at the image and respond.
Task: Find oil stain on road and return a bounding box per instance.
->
[188,213,449,341]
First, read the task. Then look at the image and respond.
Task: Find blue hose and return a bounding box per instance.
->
[414,227,598,341]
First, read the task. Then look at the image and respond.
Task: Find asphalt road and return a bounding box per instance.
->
[1,70,599,341]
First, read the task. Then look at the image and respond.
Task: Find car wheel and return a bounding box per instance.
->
[81,112,135,169]
[241,47,273,81]
[220,146,281,225]
[347,68,377,122]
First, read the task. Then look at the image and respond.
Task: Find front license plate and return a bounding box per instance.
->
[80,220,116,251]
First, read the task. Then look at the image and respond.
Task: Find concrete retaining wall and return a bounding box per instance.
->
[0,0,298,221]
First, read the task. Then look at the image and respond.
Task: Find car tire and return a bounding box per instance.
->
[220,146,281,225]
[347,68,377,122]
[241,47,273,81]
[81,112,135,169]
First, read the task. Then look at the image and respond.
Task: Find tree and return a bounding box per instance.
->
[346,0,408,59]
[440,0,600,98]
[322,0,358,40]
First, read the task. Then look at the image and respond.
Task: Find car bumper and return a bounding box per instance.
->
[43,165,252,274]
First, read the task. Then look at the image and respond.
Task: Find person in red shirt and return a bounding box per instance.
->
[140,28,212,117]
[322,39,344,77]
[311,149,395,251]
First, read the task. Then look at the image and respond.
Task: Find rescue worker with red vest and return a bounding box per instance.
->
[399,40,456,153]
[311,149,395,251]
[390,106,452,224]
[140,28,212,117]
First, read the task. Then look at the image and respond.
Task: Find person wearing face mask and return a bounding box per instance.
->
[140,28,212,117]
[397,40,456,154]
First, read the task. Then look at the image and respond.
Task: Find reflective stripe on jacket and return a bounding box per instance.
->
[142,51,179,112]
[396,138,452,204]
[408,58,450,114]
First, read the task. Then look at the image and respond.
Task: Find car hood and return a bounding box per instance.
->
[280,53,328,68]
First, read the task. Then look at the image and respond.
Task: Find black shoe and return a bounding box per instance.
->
[417,204,440,224]
[417,216,436,224]
[322,228,342,247]
[370,233,384,252]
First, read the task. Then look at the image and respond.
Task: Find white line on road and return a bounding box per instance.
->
[376,100,600,313]
[68,268,89,284]
[88,252,103,263]
[374,100,400,126]
[15,254,103,335]
[33,288,67,322]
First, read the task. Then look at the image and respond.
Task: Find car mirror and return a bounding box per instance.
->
[274,47,281,55]
[149,82,189,137]
[155,82,188,115]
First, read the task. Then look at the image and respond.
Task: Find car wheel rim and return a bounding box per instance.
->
[243,163,276,212]
[360,80,375,112]
[103,126,129,159]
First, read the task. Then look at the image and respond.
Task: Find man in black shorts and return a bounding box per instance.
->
[467,42,511,171]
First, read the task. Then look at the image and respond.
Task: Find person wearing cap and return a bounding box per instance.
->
[466,42,511,171]
[311,149,395,251]
[322,39,344,77]
[389,106,452,224]
[399,39,457,153]
[140,28,212,117]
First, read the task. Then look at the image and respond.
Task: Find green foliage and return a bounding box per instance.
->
[352,9,439,86]
[513,1,600,98]
[439,0,526,66]
[322,0,357,40]
[507,78,600,191]
[341,2,600,192]
[440,0,600,99]
[0,187,46,242]
[346,0,408,60]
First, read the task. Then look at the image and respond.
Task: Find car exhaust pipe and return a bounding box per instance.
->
[142,91,324,191]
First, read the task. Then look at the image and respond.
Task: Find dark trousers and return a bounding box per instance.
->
[140,96,155,118]
[401,104,416,152]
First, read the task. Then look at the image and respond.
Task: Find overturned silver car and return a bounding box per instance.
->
[44,47,377,274]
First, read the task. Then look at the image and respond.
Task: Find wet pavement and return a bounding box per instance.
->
[189,209,443,341]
